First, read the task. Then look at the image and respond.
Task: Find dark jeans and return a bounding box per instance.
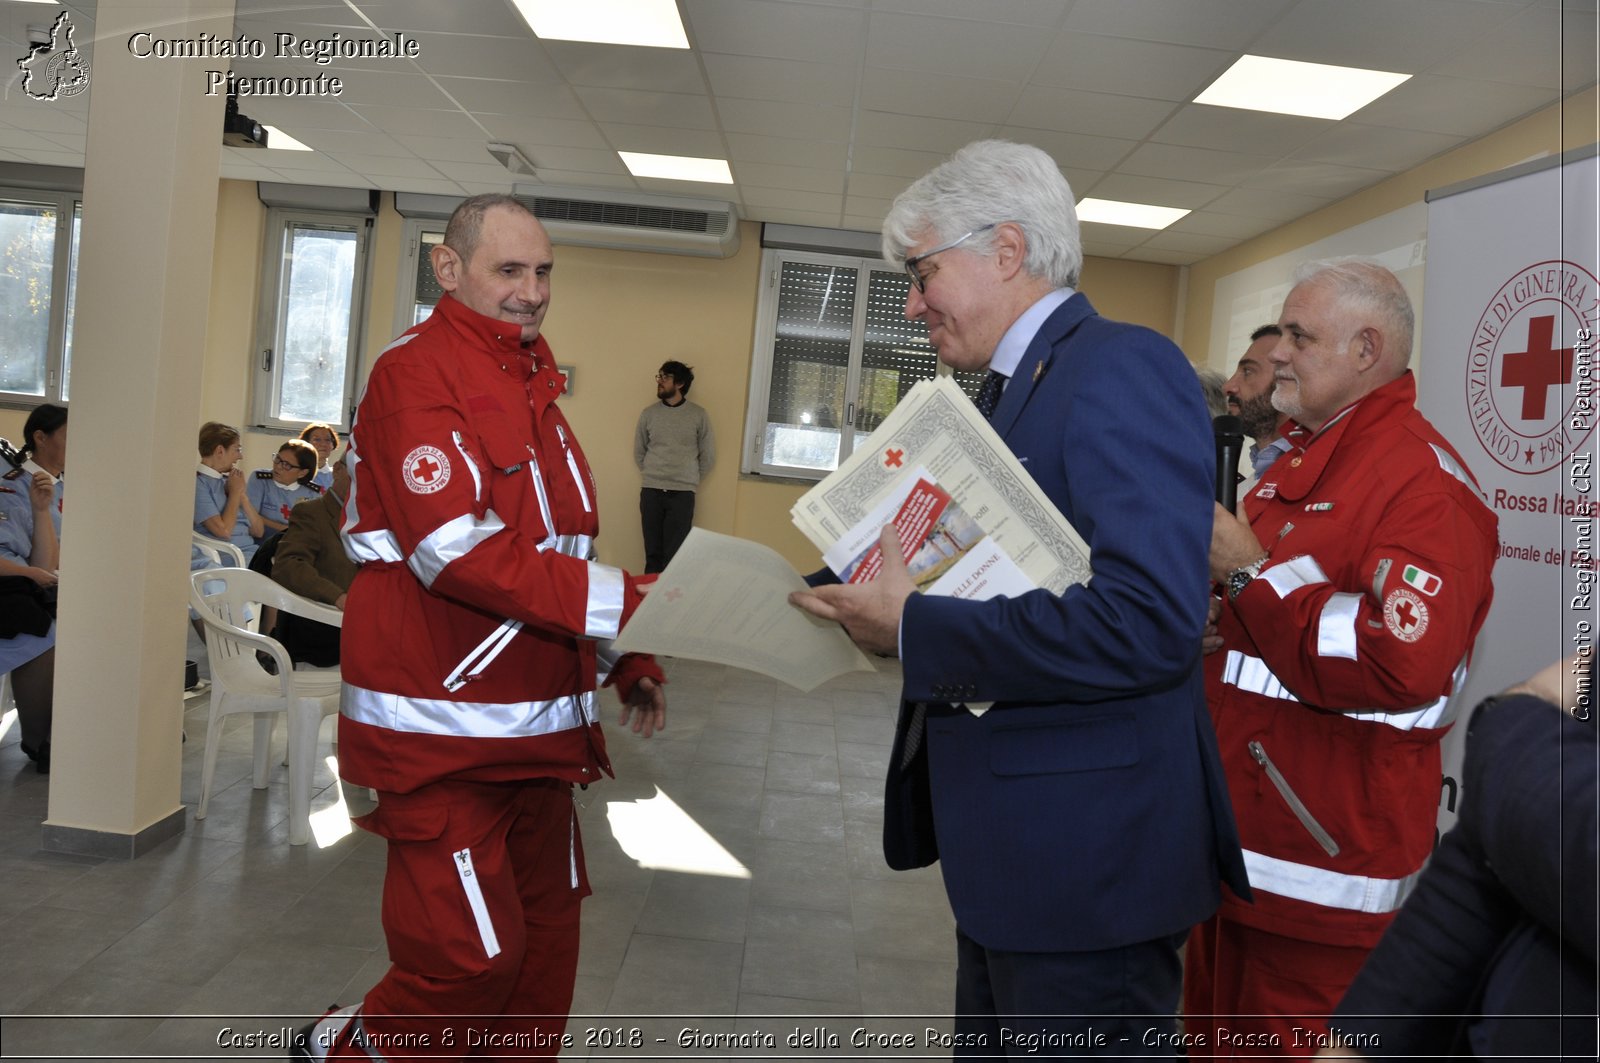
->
[640,487,695,574]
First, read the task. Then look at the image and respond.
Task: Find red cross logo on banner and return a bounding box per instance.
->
[1500,315,1573,420]
[402,445,452,495]
[665,587,683,603]
[884,448,904,468]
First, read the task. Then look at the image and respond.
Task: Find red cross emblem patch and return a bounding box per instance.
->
[403,444,452,495]
[1382,587,1429,643]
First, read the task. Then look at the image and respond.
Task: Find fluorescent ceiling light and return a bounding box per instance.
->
[510,0,689,48]
[619,151,732,184]
[263,125,312,151]
[1077,198,1190,230]
[1195,55,1411,120]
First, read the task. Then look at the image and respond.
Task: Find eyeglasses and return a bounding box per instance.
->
[274,457,308,471]
[903,223,997,292]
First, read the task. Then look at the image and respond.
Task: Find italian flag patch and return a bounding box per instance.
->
[1402,564,1442,596]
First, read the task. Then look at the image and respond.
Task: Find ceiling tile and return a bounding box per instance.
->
[328,154,441,179]
[1205,185,1336,221]
[381,176,469,196]
[1251,0,1519,71]
[1062,0,1298,50]
[475,114,611,151]
[733,162,844,195]
[391,32,553,80]
[1428,1,1589,87]
[345,105,482,139]
[1033,32,1235,101]
[519,144,630,175]
[1120,142,1280,185]
[1005,87,1178,141]
[1149,105,1327,156]
[526,170,639,191]
[866,12,1053,80]
[574,87,718,130]
[1241,158,1395,199]
[757,206,846,227]
[847,172,916,199]
[685,0,869,63]
[844,193,894,216]
[848,144,948,178]
[701,53,859,108]
[1079,172,1230,209]
[1290,122,1466,171]
[22,149,88,168]
[994,127,1143,172]
[435,79,588,120]
[430,160,531,186]
[329,72,458,109]
[1124,247,1205,265]
[600,122,727,157]
[726,132,850,168]
[632,176,742,198]
[541,41,709,93]
[716,99,854,142]
[842,214,888,233]
[392,135,496,163]
[869,0,1067,27]
[352,0,534,37]
[1165,210,1280,240]
[1347,74,1561,135]
[743,186,843,213]
[1137,229,1238,254]
[245,97,371,133]
[1080,220,1160,246]
[289,128,415,158]
[861,68,1022,124]
[266,165,371,187]
[855,111,994,155]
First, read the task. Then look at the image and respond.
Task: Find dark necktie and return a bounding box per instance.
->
[973,369,1006,420]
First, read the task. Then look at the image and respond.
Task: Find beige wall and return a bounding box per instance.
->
[1182,88,1599,370]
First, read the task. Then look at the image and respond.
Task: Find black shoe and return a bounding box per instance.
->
[289,1003,348,1061]
[19,741,49,774]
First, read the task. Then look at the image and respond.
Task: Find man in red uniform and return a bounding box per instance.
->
[292,194,666,1061]
[1186,258,1498,1054]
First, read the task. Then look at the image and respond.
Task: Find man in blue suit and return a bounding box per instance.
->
[792,140,1248,1055]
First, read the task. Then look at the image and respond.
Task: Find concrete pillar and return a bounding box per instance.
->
[43,0,233,857]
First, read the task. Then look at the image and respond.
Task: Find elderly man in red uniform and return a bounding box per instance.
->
[292,194,665,1061]
[1187,258,1498,1054]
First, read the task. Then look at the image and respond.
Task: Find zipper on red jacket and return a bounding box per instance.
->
[1248,740,1340,856]
[555,423,593,513]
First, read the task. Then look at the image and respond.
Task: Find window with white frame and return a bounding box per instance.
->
[251,208,372,431]
[742,248,984,479]
[0,190,82,406]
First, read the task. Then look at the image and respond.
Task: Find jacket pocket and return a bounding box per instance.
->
[989,712,1138,776]
[1249,739,1340,856]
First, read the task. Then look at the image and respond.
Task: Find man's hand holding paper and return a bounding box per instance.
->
[790,525,916,657]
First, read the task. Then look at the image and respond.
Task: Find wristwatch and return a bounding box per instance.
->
[1226,556,1269,601]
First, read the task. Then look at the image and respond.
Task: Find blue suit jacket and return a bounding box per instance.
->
[888,292,1249,953]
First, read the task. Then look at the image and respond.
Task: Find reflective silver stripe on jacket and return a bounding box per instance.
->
[1242,847,1423,914]
[1430,443,1483,497]
[1260,554,1330,599]
[345,527,404,564]
[1316,592,1362,660]
[409,511,507,590]
[343,681,600,738]
[1222,650,1466,731]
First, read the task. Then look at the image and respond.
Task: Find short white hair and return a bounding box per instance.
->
[882,140,1082,289]
[1293,257,1415,366]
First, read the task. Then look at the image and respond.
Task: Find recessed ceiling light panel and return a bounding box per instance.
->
[510,0,689,49]
[619,151,733,184]
[1195,55,1411,121]
[1077,198,1190,230]
[262,125,312,151]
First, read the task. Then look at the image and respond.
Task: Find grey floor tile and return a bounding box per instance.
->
[741,905,859,1006]
[765,749,840,794]
[605,932,743,1015]
[748,836,852,913]
[759,791,845,845]
[836,740,890,780]
[634,868,752,943]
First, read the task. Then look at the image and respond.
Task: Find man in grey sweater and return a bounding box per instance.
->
[634,360,714,573]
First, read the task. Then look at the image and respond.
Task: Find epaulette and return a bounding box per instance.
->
[307,481,325,494]
[254,469,275,479]
[1,466,23,481]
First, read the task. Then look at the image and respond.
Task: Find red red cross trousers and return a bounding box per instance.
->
[1501,314,1574,420]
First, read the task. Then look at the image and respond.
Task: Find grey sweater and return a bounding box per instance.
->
[634,399,714,492]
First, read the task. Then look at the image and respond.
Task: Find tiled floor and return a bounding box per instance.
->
[0,651,958,1061]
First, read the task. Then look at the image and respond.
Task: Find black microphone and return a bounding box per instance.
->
[1213,414,1244,513]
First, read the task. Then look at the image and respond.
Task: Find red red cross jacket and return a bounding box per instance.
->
[338,294,662,795]
[1206,372,1498,947]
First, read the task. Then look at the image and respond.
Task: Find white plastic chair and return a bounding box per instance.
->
[191,530,246,569]
[189,567,343,846]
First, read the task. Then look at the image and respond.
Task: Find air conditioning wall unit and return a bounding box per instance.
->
[513,185,740,259]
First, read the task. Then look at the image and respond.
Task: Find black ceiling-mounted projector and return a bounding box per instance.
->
[223,93,268,148]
